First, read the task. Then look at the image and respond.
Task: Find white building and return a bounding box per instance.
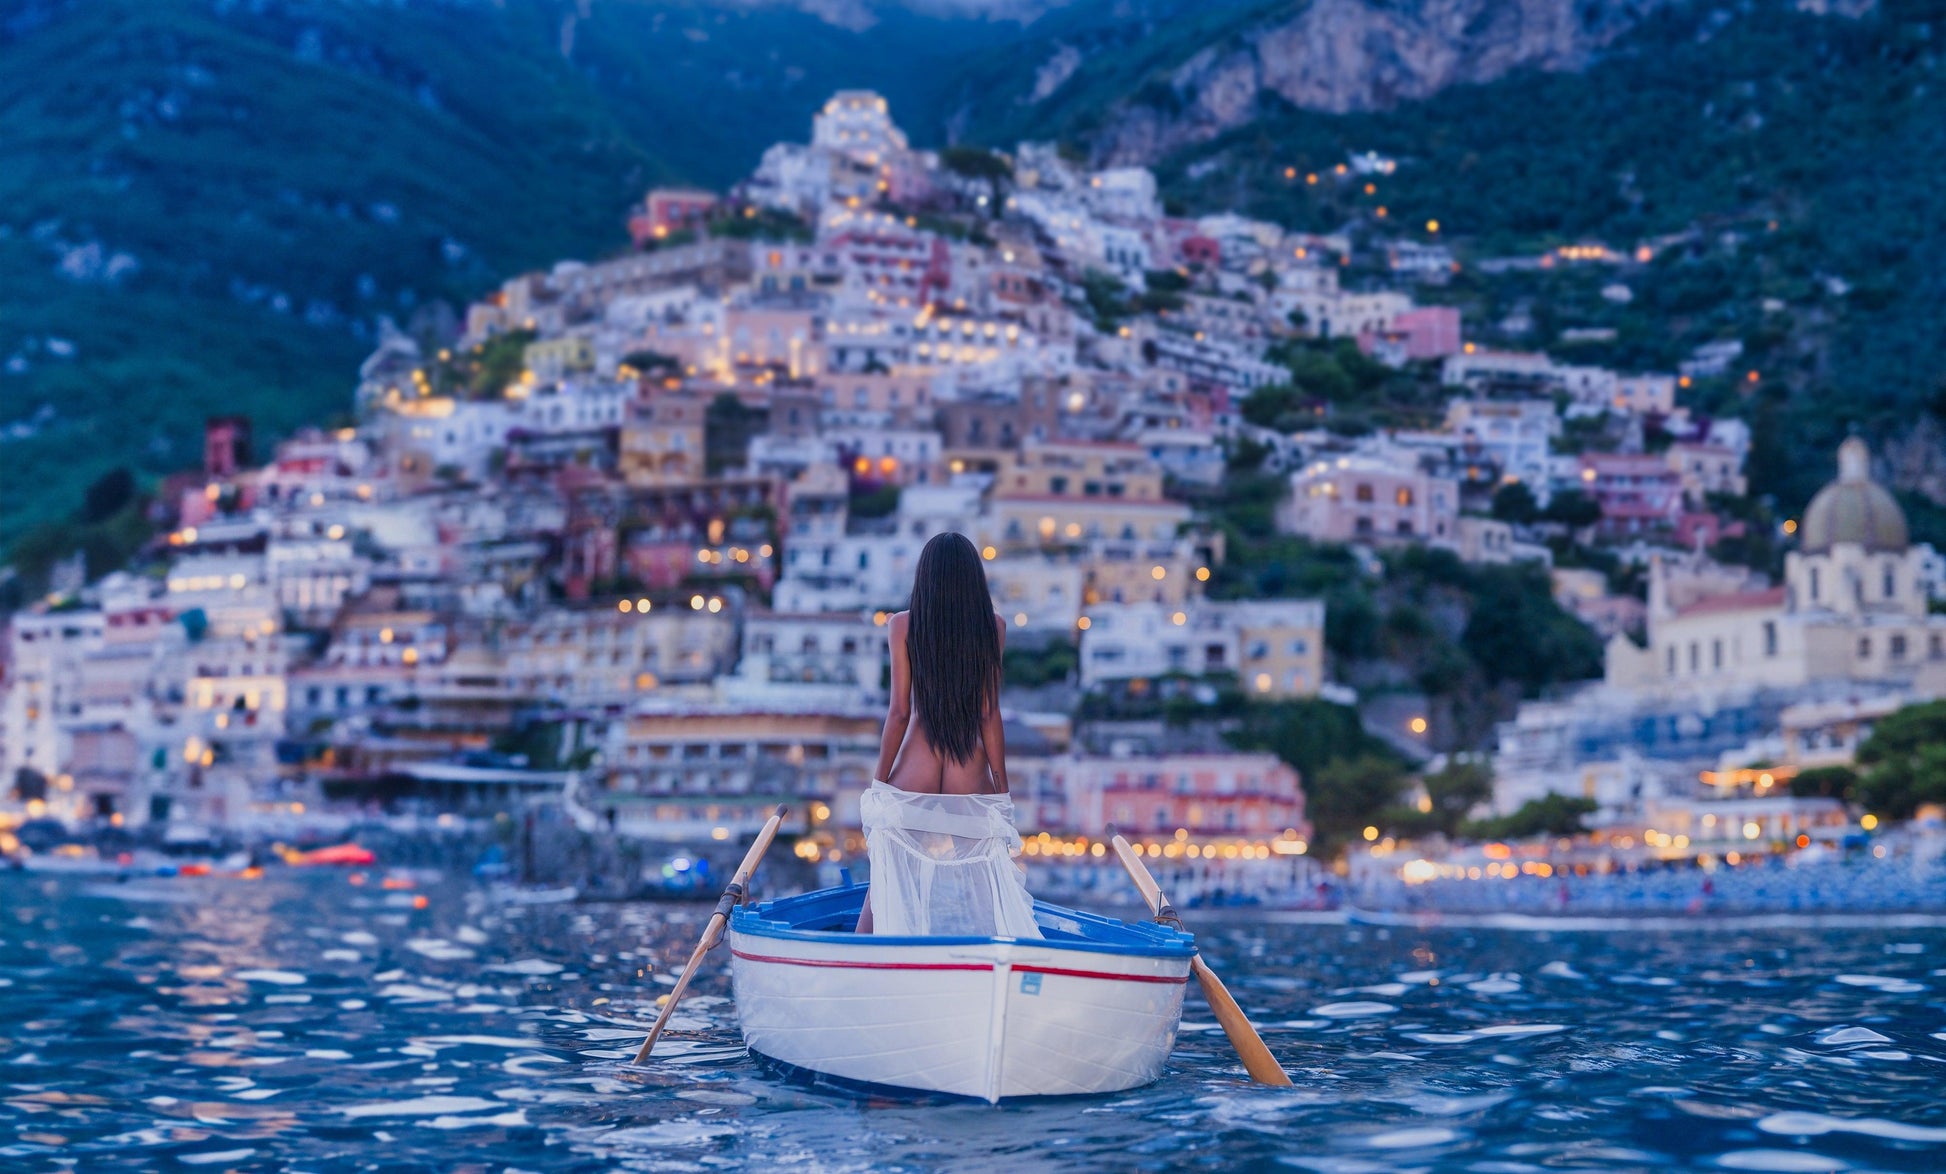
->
[1079,599,1326,697]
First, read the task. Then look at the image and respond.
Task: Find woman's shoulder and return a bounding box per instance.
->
[888,610,910,632]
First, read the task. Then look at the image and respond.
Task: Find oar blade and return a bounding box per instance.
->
[1107,834,1291,1087]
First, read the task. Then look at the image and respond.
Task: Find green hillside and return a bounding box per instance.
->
[1133,0,1945,517]
[0,0,1044,551]
[3,0,1941,560]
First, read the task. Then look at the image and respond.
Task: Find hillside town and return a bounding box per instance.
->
[2,91,1937,907]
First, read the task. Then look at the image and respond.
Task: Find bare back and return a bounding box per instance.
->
[882,610,1008,795]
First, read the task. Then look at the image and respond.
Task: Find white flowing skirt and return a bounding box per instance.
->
[858,782,1043,939]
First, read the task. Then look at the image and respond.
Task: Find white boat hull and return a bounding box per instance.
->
[728,917,1192,1101]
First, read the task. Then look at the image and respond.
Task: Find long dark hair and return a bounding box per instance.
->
[906,532,1001,764]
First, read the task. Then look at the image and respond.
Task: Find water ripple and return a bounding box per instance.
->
[2,873,1943,1171]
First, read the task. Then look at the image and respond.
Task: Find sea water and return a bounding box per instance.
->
[2,872,1943,1172]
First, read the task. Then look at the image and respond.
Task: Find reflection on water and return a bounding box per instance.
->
[2,873,1944,1171]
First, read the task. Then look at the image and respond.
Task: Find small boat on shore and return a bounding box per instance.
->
[726,883,1195,1102]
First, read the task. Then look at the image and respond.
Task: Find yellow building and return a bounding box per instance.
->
[602,709,881,840]
[522,336,594,383]
[620,392,707,486]
[1232,601,1327,698]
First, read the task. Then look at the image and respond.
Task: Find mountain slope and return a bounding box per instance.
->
[0,0,1051,548]
[950,0,1691,162]
[1145,0,1943,515]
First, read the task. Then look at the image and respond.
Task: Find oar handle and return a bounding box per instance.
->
[631,806,788,1064]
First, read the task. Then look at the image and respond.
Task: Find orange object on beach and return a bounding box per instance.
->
[295,843,377,866]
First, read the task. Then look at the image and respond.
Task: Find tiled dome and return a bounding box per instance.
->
[1799,438,1907,555]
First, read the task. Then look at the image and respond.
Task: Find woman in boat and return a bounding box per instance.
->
[855,532,1041,939]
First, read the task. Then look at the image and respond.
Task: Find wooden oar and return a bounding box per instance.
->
[1110,835,1292,1087]
[631,805,788,1064]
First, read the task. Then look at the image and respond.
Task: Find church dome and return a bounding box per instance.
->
[1799,438,1907,555]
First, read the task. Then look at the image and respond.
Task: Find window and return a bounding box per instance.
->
[1763,621,1778,657]
[1247,641,1269,660]
[1859,636,1872,658]
[1355,483,1375,503]
[1810,566,1821,601]
[1355,517,1374,535]
[1884,566,1897,599]
[1290,639,1309,655]
[1712,639,1723,669]
[1395,486,1414,507]
[1050,476,1069,494]
[1397,520,1414,536]
[1665,646,1676,674]
[1688,642,1699,673]
[1891,634,1908,660]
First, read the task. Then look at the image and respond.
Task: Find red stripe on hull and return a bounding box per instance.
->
[1016,964,1188,986]
[730,948,1189,985]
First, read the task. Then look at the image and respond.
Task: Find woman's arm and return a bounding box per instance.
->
[981,615,1010,793]
[872,612,912,783]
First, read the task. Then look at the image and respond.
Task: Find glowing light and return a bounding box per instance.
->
[1195,566,1210,582]
[1742,821,1762,840]
[707,597,723,613]
[1409,717,1428,735]
[1254,672,1272,692]
[981,545,997,560]
[1076,616,1091,631]
[690,595,705,610]
[1171,611,1186,626]
[1862,813,1879,831]
[1150,565,1167,581]
[1363,826,1379,842]
[1013,613,1027,627]
[618,599,633,613]
[637,598,651,613]
[711,827,731,841]
[1426,219,1439,234]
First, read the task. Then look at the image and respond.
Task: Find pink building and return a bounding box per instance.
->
[1015,753,1308,841]
[629,188,718,248]
[1577,453,1684,537]
[1280,455,1459,545]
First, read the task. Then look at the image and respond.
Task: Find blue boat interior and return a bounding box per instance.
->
[732,882,1197,958]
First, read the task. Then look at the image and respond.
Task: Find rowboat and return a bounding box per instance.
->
[726,882,1196,1102]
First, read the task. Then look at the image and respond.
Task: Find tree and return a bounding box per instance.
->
[82,467,136,523]
[1854,700,1946,819]
[1464,794,1596,840]
[1308,755,1411,851]
[1422,759,1495,838]
[1543,489,1603,529]
[1240,383,1305,431]
[940,145,1011,184]
[1226,699,1396,783]
[1460,564,1604,693]
[705,393,766,475]
[1789,765,1859,800]
[1491,480,1539,525]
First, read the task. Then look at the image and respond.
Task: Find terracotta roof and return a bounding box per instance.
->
[1674,587,1786,618]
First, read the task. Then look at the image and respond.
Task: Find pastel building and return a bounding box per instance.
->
[1015,752,1307,841]
[1280,455,1458,545]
